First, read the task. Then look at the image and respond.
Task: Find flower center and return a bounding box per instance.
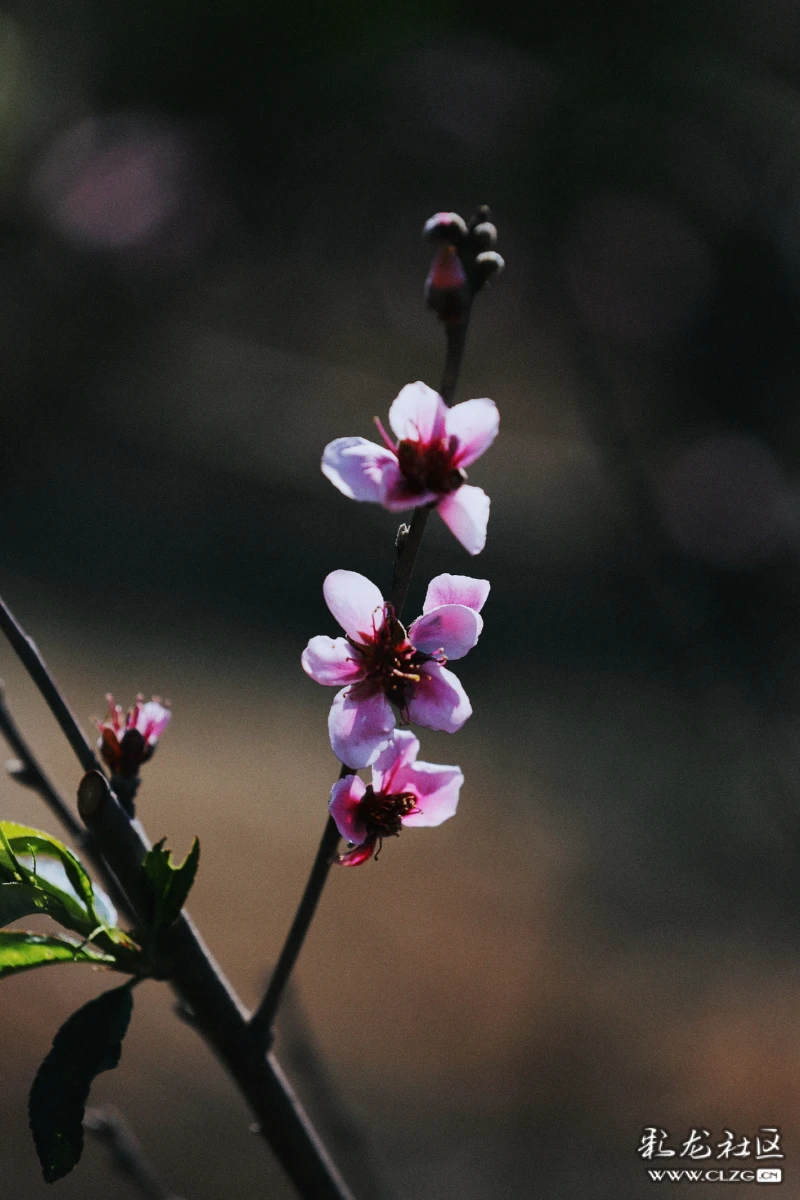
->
[360,785,419,840]
[349,604,439,712]
[396,435,466,496]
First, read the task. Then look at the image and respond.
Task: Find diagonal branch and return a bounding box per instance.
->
[0,602,101,774]
[248,809,342,1047]
[0,596,354,1200]
[0,681,86,843]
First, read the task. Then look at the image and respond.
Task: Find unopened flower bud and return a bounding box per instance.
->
[470,221,498,250]
[425,244,470,323]
[96,694,171,814]
[469,204,492,226]
[474,250,505,285]
[97,692,171,775]
[423,211,468,245]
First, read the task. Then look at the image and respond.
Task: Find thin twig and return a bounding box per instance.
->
[85,1105,183,1200]
[0,601,100,774]
[249,301,476,1049]
[439,319,469,405]
[0,598,354,1200]
[389,507,431,620]
[0,682,84,841]
[249,811,342,1045]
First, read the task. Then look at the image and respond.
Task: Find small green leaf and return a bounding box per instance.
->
[0,825,145,975]
[0,932,114,979]
[18,856,117,931]
[29,983,134,1182]
[1,864,93,936]
[142,836,200,930]
[0,822,99,925]
[0,824,135,951]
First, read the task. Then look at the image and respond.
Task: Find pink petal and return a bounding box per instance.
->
[138,700,171,739]
[436,485,490,555]
[371,729,420,794]
[405,662,472,734]
[422,573,491,614]
[323,570,385,641]
[388,381,447,444]
[321,437,399,503]
[396,761,463,828]
[301,636,366,686]
[328,686,396,768]
[408,605,482,661]
[445,398,499,468]
[329,774,368,844]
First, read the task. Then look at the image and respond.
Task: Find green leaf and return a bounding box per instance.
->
[0,932,114,979]
[142,836,200,931]
[0,822,99,926]
[0,826,144,974]
[0,865,92,936]
[29,983,134,1182]
[0,824,134,951]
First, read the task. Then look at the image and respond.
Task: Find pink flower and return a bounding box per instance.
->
[321,381,499,555]
[330,730,463,866]
[97,694,171,779]
[301,569,489,768]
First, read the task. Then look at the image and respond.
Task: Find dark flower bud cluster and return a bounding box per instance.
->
[423,205,505,325]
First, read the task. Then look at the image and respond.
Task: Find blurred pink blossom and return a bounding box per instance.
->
[322,381,498,555]
[302,569,489,767]
[330,729,463,866]
[31,112,219,259]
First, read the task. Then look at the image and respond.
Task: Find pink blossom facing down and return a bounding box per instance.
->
[321,381,498,555]
[301,569,489,768]
[330,729,463,865]
[97,693,171,778]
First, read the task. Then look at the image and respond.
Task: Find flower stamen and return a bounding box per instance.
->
[373,415,396,451]
[361,786,420,840]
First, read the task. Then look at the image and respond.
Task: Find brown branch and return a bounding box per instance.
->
[0,601,101,774]
[0,598,354,1200]
[248,809,343,1045]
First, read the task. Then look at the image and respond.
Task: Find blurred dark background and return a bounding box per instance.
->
[2,0,800,1196]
